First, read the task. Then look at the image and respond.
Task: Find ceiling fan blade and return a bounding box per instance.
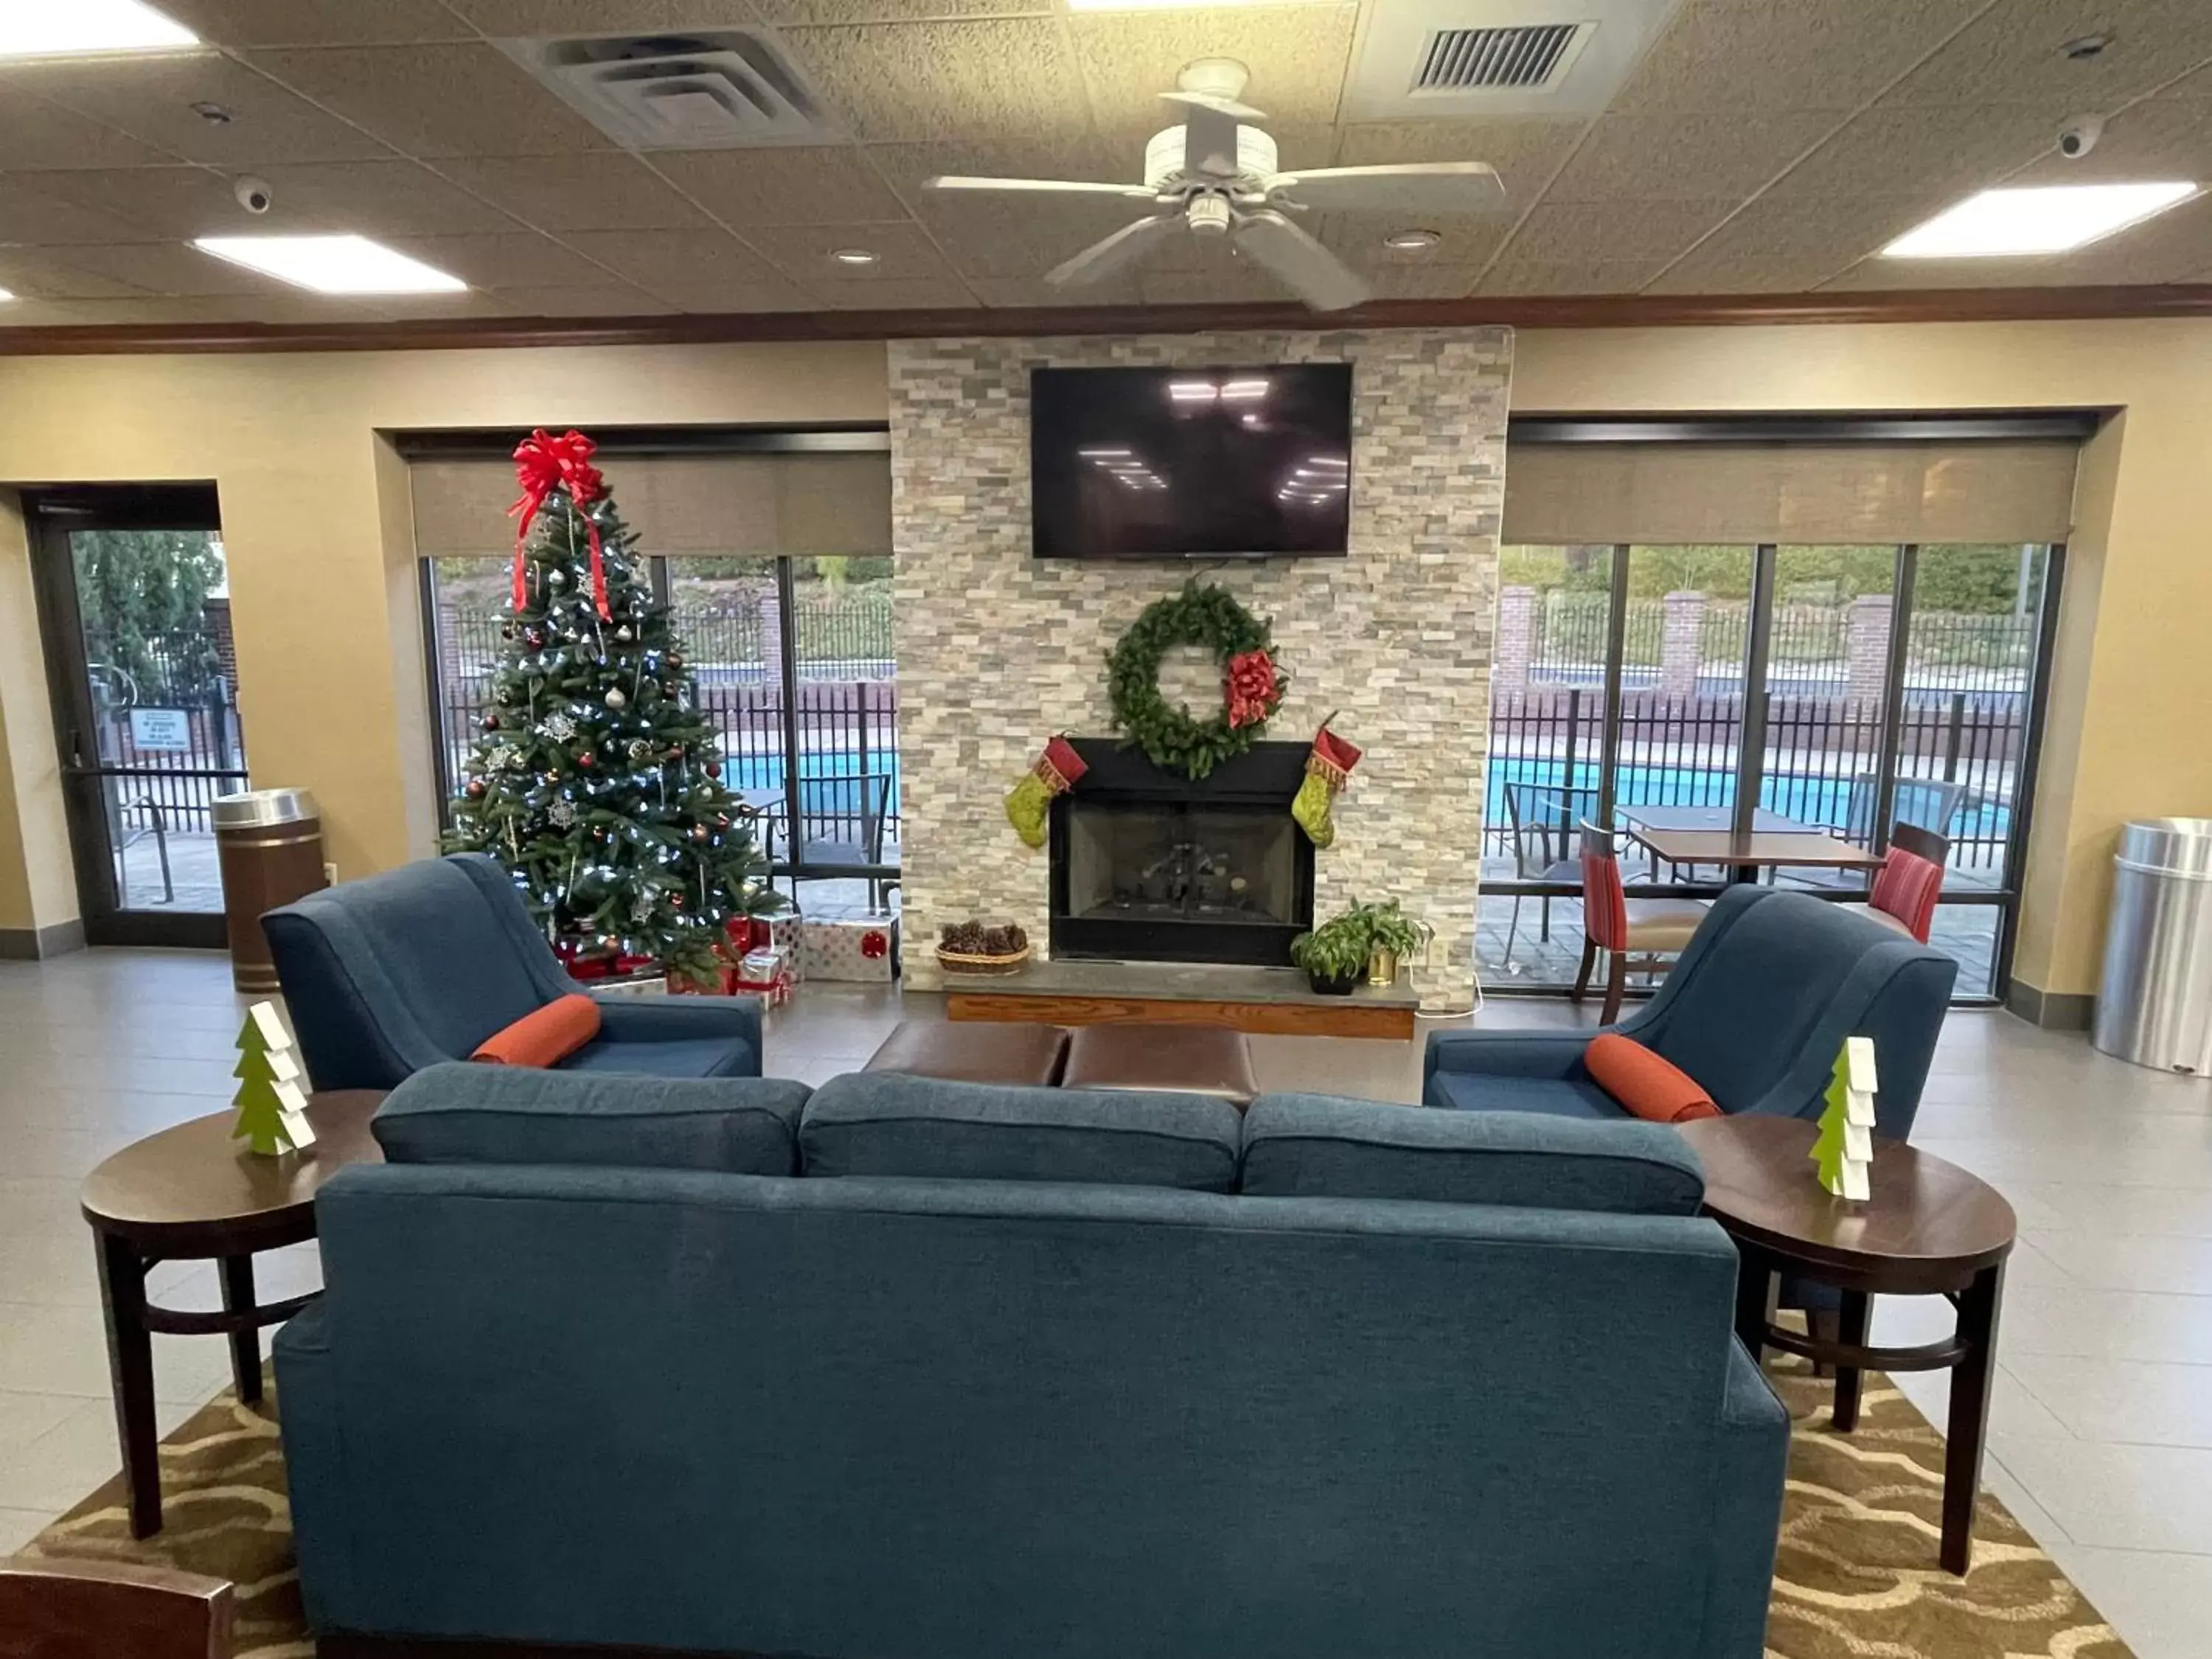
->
[1231,209,1370,312]
[925,175,1160,199]
[1261,161,1506,215]
[1046,214,1181,288]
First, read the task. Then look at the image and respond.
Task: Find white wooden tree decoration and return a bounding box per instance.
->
[1811,1035,1877,1200]
[232,1001,317,1158]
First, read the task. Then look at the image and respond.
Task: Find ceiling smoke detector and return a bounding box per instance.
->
[495,32,836,150]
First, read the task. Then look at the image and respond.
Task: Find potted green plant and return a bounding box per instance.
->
[1353,899,1430,987]
[1290,914,1371,995]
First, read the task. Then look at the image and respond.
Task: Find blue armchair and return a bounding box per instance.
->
[1426,886,1955,1136]
[263,853,763,1091]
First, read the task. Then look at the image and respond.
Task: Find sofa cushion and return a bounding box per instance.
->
[373,1061,808,1174]
[799,1071,1241,1192]
[558,1037,762,1079]
[1426,1070,1625,1120]
[1242,1093,1704,1215]
[1584,1033,1722,1124]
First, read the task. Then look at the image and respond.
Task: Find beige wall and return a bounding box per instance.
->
[0,316,2203,999]
[1515,318,2212,998]
[0,342,889,912]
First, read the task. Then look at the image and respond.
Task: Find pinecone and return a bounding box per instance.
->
[981,924,1027,955]
[939,919,989,953]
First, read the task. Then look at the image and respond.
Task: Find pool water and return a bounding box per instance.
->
[1487,758,2011,841]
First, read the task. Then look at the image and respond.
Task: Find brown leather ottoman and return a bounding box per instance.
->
[1059,1023,1260,1107]
[863,1020,1070,1086]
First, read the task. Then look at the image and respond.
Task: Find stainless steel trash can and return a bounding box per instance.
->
[2093,818,2212,1075]
[212,788,327,994]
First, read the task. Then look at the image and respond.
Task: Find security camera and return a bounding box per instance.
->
[2057,116,2105,159]
[233,175,274,214]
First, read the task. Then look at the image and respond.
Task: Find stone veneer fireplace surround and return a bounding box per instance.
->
[889,328,1513,1008]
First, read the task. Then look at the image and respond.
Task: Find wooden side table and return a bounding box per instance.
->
[78,1090,386,1538]
[1677,1113,2017,1576]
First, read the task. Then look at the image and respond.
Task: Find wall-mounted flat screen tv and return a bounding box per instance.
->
[1030,364,1352,559]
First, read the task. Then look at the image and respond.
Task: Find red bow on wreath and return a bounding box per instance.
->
[1225,649,1281,729]
[509,428,612,622]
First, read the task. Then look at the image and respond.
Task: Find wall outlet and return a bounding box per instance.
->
[322,861,338,886]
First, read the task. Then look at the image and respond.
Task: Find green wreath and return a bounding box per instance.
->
[1106,581,1286,780]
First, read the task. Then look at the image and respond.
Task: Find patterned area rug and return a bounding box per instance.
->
[24,1360,2129,1658]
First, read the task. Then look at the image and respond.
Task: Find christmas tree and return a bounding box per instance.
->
[232,1009,295,1156]
[445,429,779,988]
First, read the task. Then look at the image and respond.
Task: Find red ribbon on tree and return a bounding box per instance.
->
[1225,649,1281,729]
[509,428,612,622]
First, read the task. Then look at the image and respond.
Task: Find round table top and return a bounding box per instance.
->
[1677,1113,2016,1290]
[80,1090,386,1251]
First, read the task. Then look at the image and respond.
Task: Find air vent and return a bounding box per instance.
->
[1415,24,1584,90]
[495,32,838,150]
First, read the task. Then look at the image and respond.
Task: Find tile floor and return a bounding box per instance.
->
[1,947,2209,1654]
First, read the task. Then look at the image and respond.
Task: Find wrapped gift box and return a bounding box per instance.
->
[800,906,899,981]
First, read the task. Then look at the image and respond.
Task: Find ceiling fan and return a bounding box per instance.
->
[923,58,1505,313]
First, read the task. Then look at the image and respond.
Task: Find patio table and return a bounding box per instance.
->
[1624,812,1885,886]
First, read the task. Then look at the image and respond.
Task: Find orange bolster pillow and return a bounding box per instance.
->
[1585,1032,1722,1124]
[470,994,602,1068]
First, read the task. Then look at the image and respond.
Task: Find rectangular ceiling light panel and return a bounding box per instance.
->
[193,236,467,294]
[0,0,197,58]
[1882,183,2199,257]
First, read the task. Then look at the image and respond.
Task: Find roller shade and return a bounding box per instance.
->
[1501,438,2081,546]
[409,452,891,557]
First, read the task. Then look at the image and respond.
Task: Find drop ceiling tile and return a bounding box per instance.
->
[1542,111,1844,204]
[740,220,953,285]
[0,178,151,243]
[1311,212,1509,268]
[1138,248,1304,305]
[964,274,1142,307]
[1644,192,1941,290]
[1642,254,1840,293]
[0,249,154,300]
[1474,259,1666,296]
[0,299,106,326]
[247,44,616,157]
[863,133,1128,204]
[908,194,1174,279]
[373,232,608,287]
[434,155,712,232]
[646,147,908,227]
[485,284,681,316]
[27,242,302,297]
[0,88,181,170]
[1069,7,1357,132]
[1614,0,1989,113]
[240,160,522,235]
[21,55,396,167]
[810,274,978,308]
[1498,198,1738,263]
[26,167,328,239]
[653,279,821,311]
[1359,262,1484,300]
[2008,96,2212,185]
[556,227,784,291]
[1334,120,1584,212]
[153,0,475,46]
[1767,100,2067,201]
[761,0,1044,19]
[1882,0,2212,108]
[31,292,392,322]
[446,1,764,29]
[777,20,1095,142]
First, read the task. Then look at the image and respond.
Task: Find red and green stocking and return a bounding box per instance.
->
[1005,735,1088,849]
[1292,724,1361,848]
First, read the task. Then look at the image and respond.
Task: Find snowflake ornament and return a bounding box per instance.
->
[547,797,577,829]
[544,713,577,742]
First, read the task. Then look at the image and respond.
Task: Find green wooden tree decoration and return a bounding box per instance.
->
[232,1009,296,1157]
[1809,1036,1877,1200]
[1811,1050,1851,1193]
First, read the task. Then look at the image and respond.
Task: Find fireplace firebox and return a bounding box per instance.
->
[1048,738,1315,967]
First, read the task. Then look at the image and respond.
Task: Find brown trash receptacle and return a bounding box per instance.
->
[212,789,328,993]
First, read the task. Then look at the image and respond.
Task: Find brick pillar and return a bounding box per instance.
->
[1494,585,1534,692]
[1846,594,1893,711]
[757,587,786,686]
[1659,591,1705,700]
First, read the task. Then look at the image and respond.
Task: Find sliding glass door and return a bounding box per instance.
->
[1481,540,2059,1001]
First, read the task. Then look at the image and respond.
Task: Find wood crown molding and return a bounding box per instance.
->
[3,285,2212,355]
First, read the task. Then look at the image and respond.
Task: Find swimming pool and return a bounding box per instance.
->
[1486,757,2011,842]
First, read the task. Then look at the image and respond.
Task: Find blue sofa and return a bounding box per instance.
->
[1427,886,1956,1137]
[262,853,762,1090]
[274,1065,1790,1659]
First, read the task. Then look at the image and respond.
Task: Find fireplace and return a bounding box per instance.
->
[1048,738,1315,967]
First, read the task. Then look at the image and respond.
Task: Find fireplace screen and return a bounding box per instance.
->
[1052,799,1311,965]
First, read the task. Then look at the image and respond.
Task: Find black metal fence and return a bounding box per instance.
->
[92,630,246,838]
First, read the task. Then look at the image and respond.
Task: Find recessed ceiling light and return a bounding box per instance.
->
[0,0,197,58]
[830,248,877,266]
[192,235,466,294]
[2062,32,2111,60]
[190,101,232,125]
[1881,182,2199,257]
[0,288,15,302]
[1383,229,1441,252]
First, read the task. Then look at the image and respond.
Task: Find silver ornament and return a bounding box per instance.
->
[546,568,568,587]
[616,625,634,642]
[605,687,628,710]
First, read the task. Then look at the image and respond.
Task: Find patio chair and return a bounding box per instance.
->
[796,771,894,906]
[1844,821,1948,944]
[1571,821,1711,1024]
[1498,782,1599,969]
[1785,773,1965,891]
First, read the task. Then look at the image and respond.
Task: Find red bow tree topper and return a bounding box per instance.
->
[509,428,613,621]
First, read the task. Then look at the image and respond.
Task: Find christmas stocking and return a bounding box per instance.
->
[1292,724,1362,848]
[1005,736,1088,849]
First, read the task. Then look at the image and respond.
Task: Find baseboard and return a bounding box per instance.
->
[0,918,86,960]
[2003,980,2095,1032]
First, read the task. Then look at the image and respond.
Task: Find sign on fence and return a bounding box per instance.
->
[128,708,192,752]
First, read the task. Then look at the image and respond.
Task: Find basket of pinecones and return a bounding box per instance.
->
[935,919,1031,975]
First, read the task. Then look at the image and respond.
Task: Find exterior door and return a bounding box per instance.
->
[27,486,245,948]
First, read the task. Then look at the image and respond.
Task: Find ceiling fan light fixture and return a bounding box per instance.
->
[1882,181,2198,257]
[1383,228,1441,251]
